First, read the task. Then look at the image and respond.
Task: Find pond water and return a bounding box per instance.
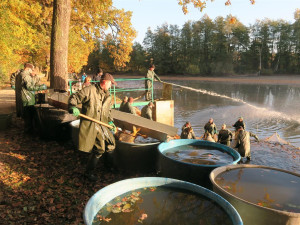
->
[164,144,234,165]
[92,186,233,225]
[215,167,300,213]
[115,78,300,172]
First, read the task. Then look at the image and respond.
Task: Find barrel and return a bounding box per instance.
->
[34,104,73,140]
[83,177,243,225]
[209,164,300,225]
[158,139,241,187]
[114,140,160,172]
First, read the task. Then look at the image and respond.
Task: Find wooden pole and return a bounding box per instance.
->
[79,113,113,129]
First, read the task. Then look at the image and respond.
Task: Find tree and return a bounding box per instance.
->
[50,0,71,91]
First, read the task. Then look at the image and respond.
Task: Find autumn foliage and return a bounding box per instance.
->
[0,115,155,224]
[0,0,136,84]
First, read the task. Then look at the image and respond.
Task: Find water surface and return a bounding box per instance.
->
[215,167,300,213]
[92,186,232,225]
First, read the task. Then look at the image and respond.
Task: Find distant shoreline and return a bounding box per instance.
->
[114,74,300,85]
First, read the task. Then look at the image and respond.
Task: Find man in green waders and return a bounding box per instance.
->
[145,64,161,101]
[68,73,117,181]
[20,63,47,133]
[235,126,259,162]
[218,124,233,146]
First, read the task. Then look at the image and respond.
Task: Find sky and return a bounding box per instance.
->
[113,0,300,43]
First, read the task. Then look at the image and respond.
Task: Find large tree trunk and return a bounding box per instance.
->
[50,0,71,92]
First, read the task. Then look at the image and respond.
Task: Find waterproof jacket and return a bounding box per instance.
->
[20,70,43,106]
[218,129,233,143]
[10,69,21,88]
[236,130,258,157]
[141,105,152,120]
[204,122,217,136]
[181,128,196,139]
[145,70,161,90]
[119,100,127,112]
[14,70,23,117]
[123,102,136,115]
[68,84,115,152]
[233,120,246,130]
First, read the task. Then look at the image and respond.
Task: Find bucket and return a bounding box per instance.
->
[158,139,241,187]
[210,164,300,225]
[83,177,243,225]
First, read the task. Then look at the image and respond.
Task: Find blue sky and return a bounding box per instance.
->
[113,0,299,43]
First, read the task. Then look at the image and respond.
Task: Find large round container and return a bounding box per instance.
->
[83,177,243,225]
[210,164,300,225]
[70,120,160,172]
[34,104,73,140]
[114,140,160,172]
[158,139,241,187]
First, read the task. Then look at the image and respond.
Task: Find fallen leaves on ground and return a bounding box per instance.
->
[0,115,155,224]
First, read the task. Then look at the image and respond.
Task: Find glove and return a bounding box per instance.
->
[108,121,116,133]
[11,85,15,90]
[39,84,47,90]
[69,107,80,117]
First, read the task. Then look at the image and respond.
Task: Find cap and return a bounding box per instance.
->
[101,73,116,85]
[24,63,34,70]
[239,116,243,120]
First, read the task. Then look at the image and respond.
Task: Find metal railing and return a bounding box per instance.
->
[68,77,153,108]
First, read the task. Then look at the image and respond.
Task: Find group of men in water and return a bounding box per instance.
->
[181,117,259,162]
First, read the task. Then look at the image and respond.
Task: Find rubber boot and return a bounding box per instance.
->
[85,153,100,181]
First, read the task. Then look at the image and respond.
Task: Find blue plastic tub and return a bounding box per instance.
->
[83,177,243,225]
[158,139,241,187]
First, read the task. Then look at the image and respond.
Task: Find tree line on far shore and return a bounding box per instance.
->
[87,10,300,76]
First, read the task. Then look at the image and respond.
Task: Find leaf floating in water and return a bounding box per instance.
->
[290,180,297,184]
[97,215,112,222]
[111,206,122,213]
[122,203,131,210]
[149,187,156,192]
[222,185,231,190]
[138,213,148,223]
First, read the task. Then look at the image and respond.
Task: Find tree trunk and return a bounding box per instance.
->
[50,0,71,92]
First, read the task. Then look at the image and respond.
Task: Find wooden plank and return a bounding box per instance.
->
[111,109,178,141]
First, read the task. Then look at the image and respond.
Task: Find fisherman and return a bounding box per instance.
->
[10,69,22,117]
[68,73,117,181]
[81,72,87,82]
[123,97,136,115]
[20,63,47,133]
[181,122,196,139]
[145,64,162,101]
[93,68,103,83]
[82,76,92,88]
[119,96,128,112]
[233,116,246,131]
[204,118,217,137]
[218,124,233,146]
[141,102,154,120]
[235,126,259,162]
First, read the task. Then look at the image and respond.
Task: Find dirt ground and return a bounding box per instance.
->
[0,114,155,224]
